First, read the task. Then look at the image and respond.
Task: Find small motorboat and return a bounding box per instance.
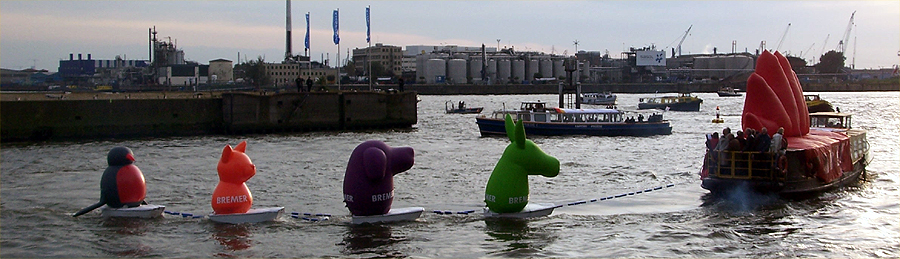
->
[717,86,743,97]
[805,94,834,113]
[350,207,425,224]
[446,101,483,114]
[208,207,284,224]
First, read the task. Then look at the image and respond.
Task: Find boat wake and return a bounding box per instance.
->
[701,182,780,212]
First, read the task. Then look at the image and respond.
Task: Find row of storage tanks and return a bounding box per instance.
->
[416,54,584,84]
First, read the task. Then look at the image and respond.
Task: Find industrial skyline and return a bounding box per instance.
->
[1,1,898,71]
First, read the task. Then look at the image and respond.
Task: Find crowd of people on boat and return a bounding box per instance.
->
[624,113,664,123]
[706,127,786,154]
[703,126,788,176]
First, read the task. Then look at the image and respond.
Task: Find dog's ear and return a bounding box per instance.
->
[363,147,387,180]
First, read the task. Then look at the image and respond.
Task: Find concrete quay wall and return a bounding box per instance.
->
[223,92,417,134]
[1,91,418,142]
[360,82,897,95]
[2,98,223,141]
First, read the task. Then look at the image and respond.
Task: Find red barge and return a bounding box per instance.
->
[700,50,869,197]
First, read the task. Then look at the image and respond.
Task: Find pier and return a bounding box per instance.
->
[0,91,417,142]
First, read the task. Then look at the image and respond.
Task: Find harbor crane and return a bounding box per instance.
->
[674,25,692,57]
[775,23,791,52]
[801,42,815,62]
[837,11,856,54]
[818,34,830,59]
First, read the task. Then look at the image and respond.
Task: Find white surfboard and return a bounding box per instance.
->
[208,207,284,224]
[351,207,425,224]
[483,203,560,219]
[101,204,165,218]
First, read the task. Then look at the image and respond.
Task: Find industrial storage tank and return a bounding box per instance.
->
[510,59,525,83]
[469,58,483,82]
[526,59,539,82]
[486,59,497,83]
[425,59,447,84]
[447,59,467,84]
[539,59,553,78]
[725,55,754,70]
[497,59,511,84]
[552,59,564,78]
[693,57,711,79]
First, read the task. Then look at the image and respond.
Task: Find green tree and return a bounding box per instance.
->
[816,50,845,74]
[236,56,271,87]
[786,55,809,73]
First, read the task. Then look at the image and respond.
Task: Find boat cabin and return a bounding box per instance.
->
[520,101,548,112]
[810,112,852,129]
[804,94,822,102]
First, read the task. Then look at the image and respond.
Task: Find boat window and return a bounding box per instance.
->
[550,114,560,122]
[534,114,547,122]
[517,114,531,122]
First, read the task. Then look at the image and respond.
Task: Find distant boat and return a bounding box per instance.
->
[804,94,834,113]
[446,101,483,114]
[476,101,671,136]
[638,93,703,111]
[717,86,742,97]
[579,92,617,105]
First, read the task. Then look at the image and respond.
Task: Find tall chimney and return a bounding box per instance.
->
[285,0,292,61]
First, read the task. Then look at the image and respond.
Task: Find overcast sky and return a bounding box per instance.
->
[2,1,897,72]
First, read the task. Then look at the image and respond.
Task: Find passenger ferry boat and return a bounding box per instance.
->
[579,92,617,105]
[638,93,703,111]
[700,111,869,196]
[476,101,671,136]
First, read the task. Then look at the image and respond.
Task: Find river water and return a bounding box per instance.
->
[2,92,897,258]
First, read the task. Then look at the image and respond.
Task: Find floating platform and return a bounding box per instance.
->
[483,203,560,219]
[351,207,425,224]
[101,204,165,218]
[208,207,284,224]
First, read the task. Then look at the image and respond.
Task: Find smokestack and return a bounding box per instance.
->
[285,0,292,61]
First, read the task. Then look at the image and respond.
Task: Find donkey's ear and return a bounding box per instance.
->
[514,118,526,149]
[504,114,516,142]
[221,144,233,163]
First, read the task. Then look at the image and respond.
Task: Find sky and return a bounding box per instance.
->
[2,1,898,72]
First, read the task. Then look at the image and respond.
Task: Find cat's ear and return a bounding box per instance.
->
[235,141,247,153]
[221,144,233,164]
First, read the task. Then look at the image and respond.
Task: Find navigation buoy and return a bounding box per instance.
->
[712,106,724,123]
[73,146,149,217]
[484,114,560,214]
[211,141,254,214]
[343,140,416,218]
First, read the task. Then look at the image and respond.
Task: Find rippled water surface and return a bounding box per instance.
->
[2,92,897,257]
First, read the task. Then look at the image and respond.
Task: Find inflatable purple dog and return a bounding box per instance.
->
[342,140,415,216]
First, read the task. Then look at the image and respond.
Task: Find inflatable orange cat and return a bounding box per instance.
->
[211,141,255,214]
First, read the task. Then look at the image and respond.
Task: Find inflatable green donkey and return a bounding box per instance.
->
[484,114,561,213]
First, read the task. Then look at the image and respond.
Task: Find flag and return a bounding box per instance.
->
[304,12,310,50]
[365,6,370,43]
[332,9,340,45]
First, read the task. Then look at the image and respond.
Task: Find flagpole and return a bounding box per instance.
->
[367,5,372,91]
[333,8,340,91]
[304,12,310,89]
